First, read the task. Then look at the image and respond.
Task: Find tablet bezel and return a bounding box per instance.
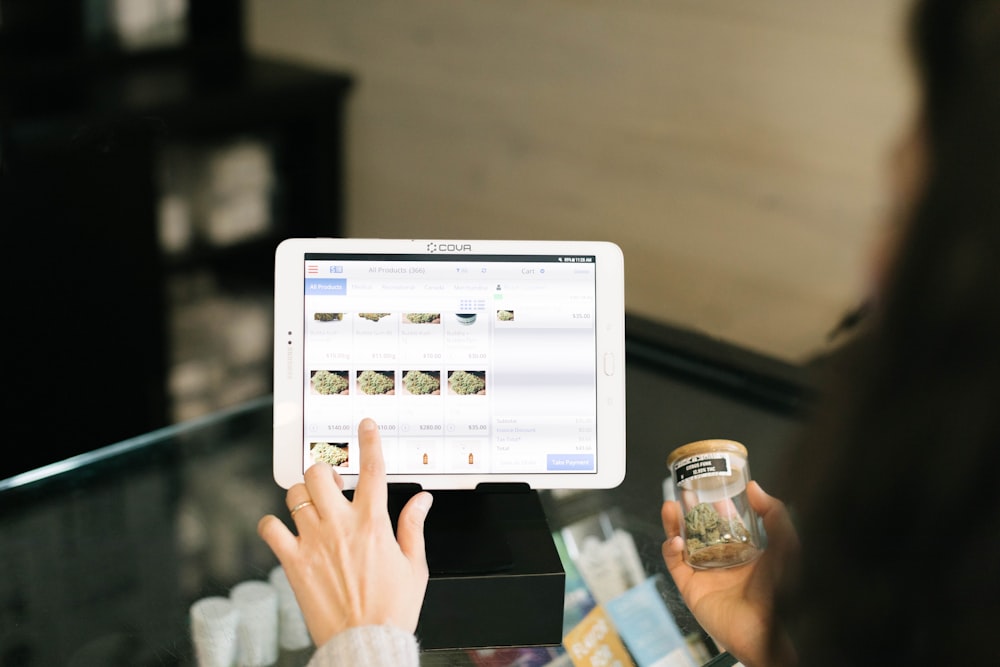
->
[273,238,625,490]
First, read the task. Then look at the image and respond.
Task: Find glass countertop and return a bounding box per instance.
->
[0,336,806,666]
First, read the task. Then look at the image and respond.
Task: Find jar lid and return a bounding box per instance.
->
[666,439,747,469]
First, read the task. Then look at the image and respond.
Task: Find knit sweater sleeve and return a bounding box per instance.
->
[306,625,420,667]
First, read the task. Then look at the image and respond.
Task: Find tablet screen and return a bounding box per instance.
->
[274,239,625,490]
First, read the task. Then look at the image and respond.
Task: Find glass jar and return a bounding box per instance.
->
[666,439,764,569]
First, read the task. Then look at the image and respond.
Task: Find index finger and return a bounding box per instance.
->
[353,417,388,512]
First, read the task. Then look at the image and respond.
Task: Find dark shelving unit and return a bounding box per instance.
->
[0,0,353,479]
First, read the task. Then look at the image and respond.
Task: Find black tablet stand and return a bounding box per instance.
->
[385,484,566,649]
[388,483,528,575]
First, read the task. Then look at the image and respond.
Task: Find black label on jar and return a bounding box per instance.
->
[674,453,731,485]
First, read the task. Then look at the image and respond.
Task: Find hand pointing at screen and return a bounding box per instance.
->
[258,418,434,656]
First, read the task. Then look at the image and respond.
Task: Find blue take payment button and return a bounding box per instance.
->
[547,454,594,471]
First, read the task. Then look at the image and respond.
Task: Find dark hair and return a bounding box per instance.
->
[771,1,1000,665]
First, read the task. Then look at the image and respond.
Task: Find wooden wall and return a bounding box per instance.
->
[246,0,915,363]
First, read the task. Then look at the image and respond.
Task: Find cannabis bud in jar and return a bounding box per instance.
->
[666,439,764,569]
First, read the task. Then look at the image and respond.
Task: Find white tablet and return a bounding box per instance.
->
[273,238,625,490]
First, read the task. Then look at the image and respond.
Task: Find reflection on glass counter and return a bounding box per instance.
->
[0,399,283,666]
